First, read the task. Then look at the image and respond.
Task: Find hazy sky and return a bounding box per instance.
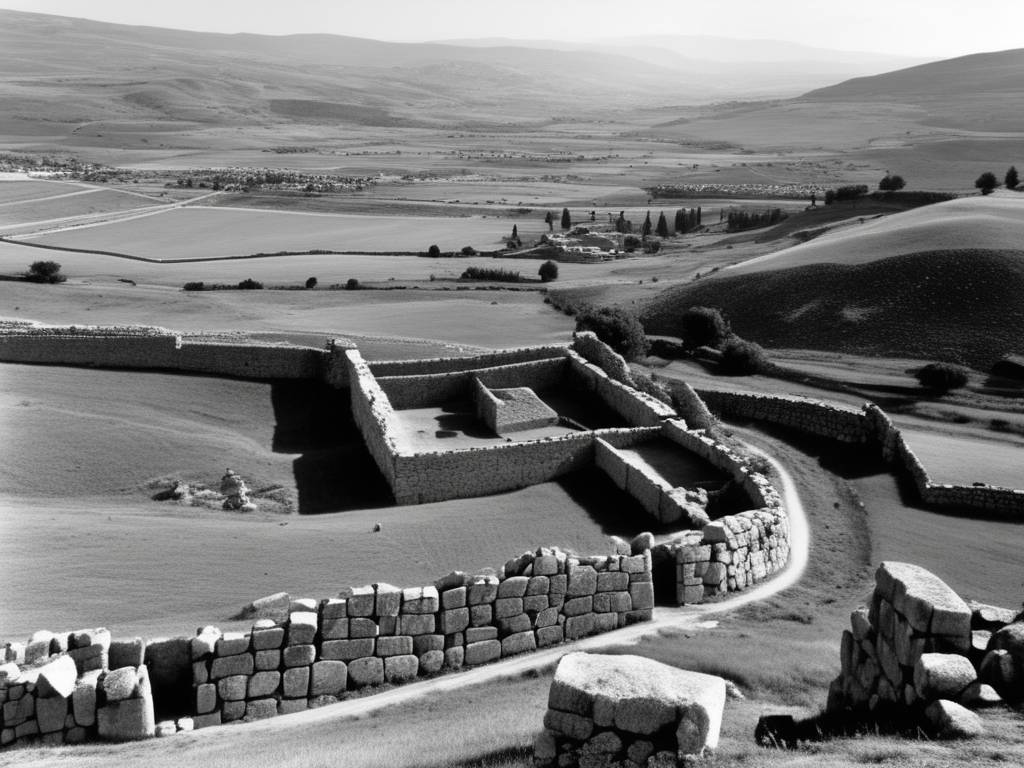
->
[3,0,1021,58]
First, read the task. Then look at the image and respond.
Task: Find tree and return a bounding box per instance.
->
[879,174,906,191]
[427,244,441,258]
[575,307,649,360]
[915,362,969,392]
[560,207,571,230]
[511,224,519,242]
[345,278,360,290]
[655,212,669,238]
[544,211,554,232]
[26,260,65,284]
[719,337,769,375]
[680,306,730,350]
[975,171,998,195]
[1006,166,1019,190]
[538,260,559,282]
[641,211,652,238]
[305,276,318,290]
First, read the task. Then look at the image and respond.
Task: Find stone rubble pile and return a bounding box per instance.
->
[219,469,256,512]
[535,652,726,767]
[826,561,1016,738]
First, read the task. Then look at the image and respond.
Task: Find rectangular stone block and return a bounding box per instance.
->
[37,695,68,734]
[467,577,499,605]
[278,698,308,715]
[217,675,248,701]
[594,613,618,633]
[535,607,560,628]
[536,625,564,647]
[282,666,310,698]
[245,698,278,721]
[349,618,379,639]
[384,655,419,683]
[464,640,501,666]
[402,586,440,614]
[629,582,655,610]
[470,605,492,626]
[465,626,498,643]
[348,656,385,688]
[73,671,100,726]
[565,614,596,640]
[439,608,470,635]
[221,699,245,722]
[526,576,550,596]
[251,627,285,650]
[97,696,156,740]
[622,554,649,574]
[340,586,375,617]
[597,571,630,592]
[533,555,559,576]
[192,711,222,729]
[321,598,347,619]
[497,576,529,598]
[414,635,445,654]
[562,596,593,617]
[195,683,217,714]
[375,584,402,617]
[677,584,704,605]
[549,574,568,599]
[288,612,318,645]
[247,671,280,698]
[376,636,413,657]
[192,660,209,685]
[524,595,549,613]
[283,645,316,667]
[398,614,435,636]
[442,587,467,609]
[498,614,532,636]
[255,649,280,671]
[321,618,349,641]
[310,660,348,696]
[210,653,254,680]
[321,639,375,662]
[109,637,147,669]
[500,631,536,657]
[495,597,523,619]
[444,646,464,669]
[567,565,598,596]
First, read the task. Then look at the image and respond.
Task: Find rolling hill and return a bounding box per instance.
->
[641,249,1024,369]
[728,195,1024,274]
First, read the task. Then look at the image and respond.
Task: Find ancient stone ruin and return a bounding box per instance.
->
[220,469,255,512]
[535,652,726,767]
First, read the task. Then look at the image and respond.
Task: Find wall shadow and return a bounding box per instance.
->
[555,466,678,537]
[270,381,393,514]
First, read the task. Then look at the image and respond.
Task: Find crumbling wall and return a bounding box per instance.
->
[566,352,676,427]
[346,349,401,487]
[368,345,569,377]
[696,389,869,443]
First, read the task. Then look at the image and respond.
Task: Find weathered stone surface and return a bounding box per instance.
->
[959,681,1003,708]
[222,700,246,721]
[969,601,1017,631]
[444,646,464,669]
[210,652,254,679]
[501,631,537,657]
[245,699,278,721]
[321,598,347,619]
[349,618,379,639]
[283,644,316,668]
[217,674,248,701]
[287,612,319,645]
[97,696,156,741]
[420,650,445,674]
[877,562,970,638]
[310,661,348,696]
[215,632,250,657]
[402,586,440,614]
[244,592,290,623]
[543,709,594,741]
[466,626,498,643]
[36,655,78,699]
[467,576,499,605]
[464,640,501,666]
[565,614,596,640]
[344,586,376,617]
[374,583,402,616]
[547,652,725,749]
[630,532,655,554]
[567,566,598,596]
[192,711,222,729]
[322,638,375,661]
[442,586,468,609]
[247,671,280,698]
[377,636,414,657]
[195,683,217,714]
[399,614,435,636]
[914,653,976,700]
[498,613,532,636]
[282,666,310,698]
[439,607,470,635]
[103,666,140,701]
[537,626,564,647]
[384,654,419,683]
[191,629,220,660]
[36,695,68,734]
[348,657,385,687]
[73,671,100,726]
[413,634,444,654]
[255,649,280,670]
[251,626,285,650]
[925,699,984,739]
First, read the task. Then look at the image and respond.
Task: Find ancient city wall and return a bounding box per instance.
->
[172,341,327,380]
[367,345,569,377]
[1,547,654,749]
[376,358,568,410]
[695,388,869,443]
[346,349,401,487]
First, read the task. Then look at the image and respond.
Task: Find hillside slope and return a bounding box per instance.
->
[728,196,1024,274]
[642,249,1024,368]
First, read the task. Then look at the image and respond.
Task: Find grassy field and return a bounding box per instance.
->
[0,179,89,204]
[0,187,162,229]
[898,429,1024,488]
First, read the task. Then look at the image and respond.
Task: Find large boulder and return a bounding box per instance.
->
[925,699,984,739]
[913,653,976,700]
[875,562,971,639]
[36,655,78,698]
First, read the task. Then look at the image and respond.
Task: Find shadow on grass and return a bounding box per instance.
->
[411,745,532,768]
[270,380,392,514]
[555,466,666,538]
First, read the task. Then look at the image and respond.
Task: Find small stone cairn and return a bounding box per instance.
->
[220,469,255,512]
[535,652,726,767]
[825,561,1016,739]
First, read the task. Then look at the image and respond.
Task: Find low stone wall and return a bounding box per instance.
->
[567,352,677,427]
[696,388,869,443]
[1,547,653,749]
[346,350,402,487]
[368,345,569,377]
[173,341,326,380]
[377,358,567,410]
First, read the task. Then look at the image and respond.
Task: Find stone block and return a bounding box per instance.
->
[420,650,445,674]
[524,595,549,613]
[375,583,402,616]
[594,613,618,633]
[245,699,278,721]
[534,555,559,576]
[442,586,467,609]
[310,661,348,696]
[925,698,984,739]
[195,683,217,714]
[399,614,435,636]
[877,562,970,639]
[384,655,419,683]
[413,635,444,654]
[97,696,156,741]
[527,576,550,596]
[498,576,529,598]
[321,639,375,661]
[597,572,629,592]
[244,592,290,622]
[282,667,310,698]
[501,631,536,657]
[537,626,564,647]
[103,666,140,701]
[542,709,594,741]
[377,636,414,657]
[439,608,470,635]
[251,626,285,650]
[402,586,440,614]
[349,618,379,639]
[321,598,347,620]
[563,596,593,617]
[283,644,315,667]
[36,655,78,699]
[565,614,596,640]
[217,675,248,701]
[464,640,502,666]
[222,700,245,722]
[914,653,977,700]
[567,566,598,596]
[629,582,655,610]
[495,597,523,619]
[498,613,532,636]
[191,629,220,660]
[255,649,280,671]
[342,586,376,617]
[210,653,254,679]
[215,632,250,657]
[247,671,280,698]
[536,607,561,628]
[37,695,68,734]
[468,577,499,605]
[278,699,308,715]
[287,612,318,645]
[73,671,100,726]
[348,657,385,688]
[466,627,498,643]
[470,605,493,626]
[378,616,397,636]
[444,646,464,669]
[192,711,222,729]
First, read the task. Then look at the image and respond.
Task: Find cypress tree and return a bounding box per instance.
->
[655,212,669,238]
[1006,166,1019,190]
[674,209,685,233]
[561,208,571,229]
[641,211,652,238]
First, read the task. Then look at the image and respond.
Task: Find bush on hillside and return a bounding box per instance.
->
[680,306,730,350]
[575,306,649,361]
[539,260,559,282]
[623,235,641,253]
[878,174,906,191]
[305,276,318,289]
[25,260,65,284]
[183,281,205,291]
[915,362,970,392]
[427,244,442,258]
[461,245,477,256]
[345,278,360,290]
[719,337,770,375]
[237,278,263,290]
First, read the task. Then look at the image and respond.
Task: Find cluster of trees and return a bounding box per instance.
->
[823,185,869,205]
[24,260,65,284]
[878,174,906,191]
[724,208,785,232]
[915,362,970,392]
[674,207,702,234]
[460,266,522,283]
[975,166,1019,195]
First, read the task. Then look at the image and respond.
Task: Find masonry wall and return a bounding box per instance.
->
[695,389,869,443]
[566,352,676,427]
[346,350,401,487]
[1,547,654,748]
[368,345,569,377]
[377,358,568,410]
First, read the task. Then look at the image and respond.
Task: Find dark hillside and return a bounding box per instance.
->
[641,250,1024,369]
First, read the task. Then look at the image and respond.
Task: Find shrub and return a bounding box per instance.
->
[345,278,360,290]
[26,260,65,283]
[305,276,318,289]
[680,306,730,350]
[1006,165,1019,190]
[427,244,441,258]
[644,240,661,254]
[183,281,206,291]
[719,337,769,375]
[623,235,641,252]
[237,278,263,290]
[878,174,906,191]
[461,245,477,256]
[539,260,559,282]
[460,266,521,282]
[560,207,571,230]
[915,362,970,391]
[575,306,649,361]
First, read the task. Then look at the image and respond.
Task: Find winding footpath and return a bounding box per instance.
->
[185,439,809,738]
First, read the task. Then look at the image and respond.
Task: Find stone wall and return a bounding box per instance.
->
[367,345,569,377]
[696,389,869,443]
[566,352,677,427]
[377,358,568,410]
[2,547,654,749]
[346,349,401,487]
